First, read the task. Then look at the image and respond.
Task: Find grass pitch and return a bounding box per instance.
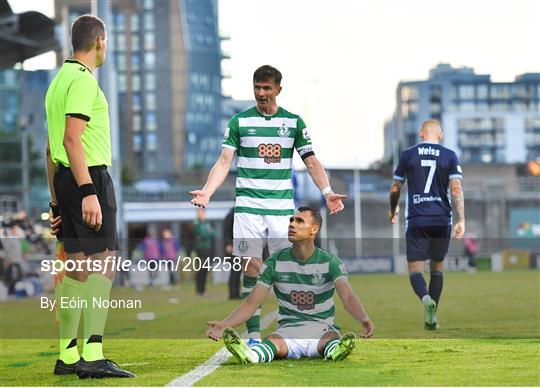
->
[1,271,539,386]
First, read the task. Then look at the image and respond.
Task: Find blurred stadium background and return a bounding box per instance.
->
[0,0,538,299]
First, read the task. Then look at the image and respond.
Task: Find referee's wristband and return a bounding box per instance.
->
[322,186,333,196]
[79,183,97,198]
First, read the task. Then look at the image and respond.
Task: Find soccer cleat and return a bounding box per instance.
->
[325,332,356,361]
[423,298,438,330]
[223,328,253,364]
[76,358,136,378]
[53,359,80,375]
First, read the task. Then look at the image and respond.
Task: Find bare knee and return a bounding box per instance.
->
[245,257,262,277]
[65,252,89,281]
[266,334,288,359]
[408,261,425,274]
[317,331,340,355]
[430,260,444,272]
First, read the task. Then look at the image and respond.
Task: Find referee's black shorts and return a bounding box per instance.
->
[54,164,119,255]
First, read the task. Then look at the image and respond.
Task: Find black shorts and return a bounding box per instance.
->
[54,164,119,255]
[406,225,451,262]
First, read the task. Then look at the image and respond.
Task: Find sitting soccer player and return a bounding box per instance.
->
[205,207,374,363]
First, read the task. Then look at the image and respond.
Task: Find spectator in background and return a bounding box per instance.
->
[142,230,161,286]
[161,228,180,285]
[223,207,241,299]
[463,234,479,272]
[193,208,215,297]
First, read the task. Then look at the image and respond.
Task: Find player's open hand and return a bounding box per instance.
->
[360,317,375,338]
[389,206,399,224]
[325,193,347,214]
[205,321,225,341]
[82,195,102,231]
[190,190,210,208]
[453,220,465,240]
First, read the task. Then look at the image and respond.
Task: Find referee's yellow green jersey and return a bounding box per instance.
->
[45,59,111,167]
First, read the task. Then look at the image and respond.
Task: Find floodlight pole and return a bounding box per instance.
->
[353,168,362,258]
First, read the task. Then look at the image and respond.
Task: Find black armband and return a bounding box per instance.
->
[79,183,97,198]
[300,151,315,160]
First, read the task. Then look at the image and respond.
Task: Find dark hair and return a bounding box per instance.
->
[71,14,106,53]
[253,65,282,85]
[297,206,322,229]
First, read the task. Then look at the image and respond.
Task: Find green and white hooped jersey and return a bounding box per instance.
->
[222,106,314,216]
[257,247,348,328]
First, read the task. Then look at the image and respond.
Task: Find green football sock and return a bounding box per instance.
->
[57,276,84,364]
[250,339,277,363]
[242,275,261,338]
[82,274,112,362]
[323,338,339,358]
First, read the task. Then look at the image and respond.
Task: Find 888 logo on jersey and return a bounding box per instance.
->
[290,290,315,311]
[258,143,282,164]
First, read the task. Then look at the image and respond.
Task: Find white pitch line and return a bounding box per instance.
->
[166,310,278,387]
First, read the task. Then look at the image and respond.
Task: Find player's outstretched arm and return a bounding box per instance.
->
[206,284,269,341]
[450,178,465,239]
[388,181,402,224]
[335,278,374,338]
[190,147,235,208]
[303,155,346,214]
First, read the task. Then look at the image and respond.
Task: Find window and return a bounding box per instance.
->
[130,13,139,31]
[146,133,157,151]
[133,134,141,152]
[144,12,154,30]
[146,93,156,110]
[459,102,475,112]
[146,111,157,131]
[115,13,125,32]
[132,74,141,91]
[132,94,141,112]
[115,34,126,51]
[143,0,154,10]
[476,102,488,112]
[458,84,475,99]
[133,114,141,132]
[115,53,126,71]
[117,74,127,92]
[400,86,418,101]
[144,32,155,50]
[476,84,488,99]
[145,73,155,90]
[144,52,155,69]
[491,85,511,99]
[131,34,139,51]
[131,54,140,70]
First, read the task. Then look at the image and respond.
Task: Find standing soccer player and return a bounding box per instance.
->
[205,207,374,363]
[45,15,134,378]
[388,120,465,330]
[190,65,346,343]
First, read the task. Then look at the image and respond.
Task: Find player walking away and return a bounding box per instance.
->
[45,15,134,378]
[205,207,374,363]
[388,120,465,330]
[190,65,346,343]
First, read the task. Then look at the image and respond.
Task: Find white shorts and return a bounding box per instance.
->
[233,212,291,258]
[273,322,339,359]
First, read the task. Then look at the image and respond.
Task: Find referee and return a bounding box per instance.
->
[45,15,134,378]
